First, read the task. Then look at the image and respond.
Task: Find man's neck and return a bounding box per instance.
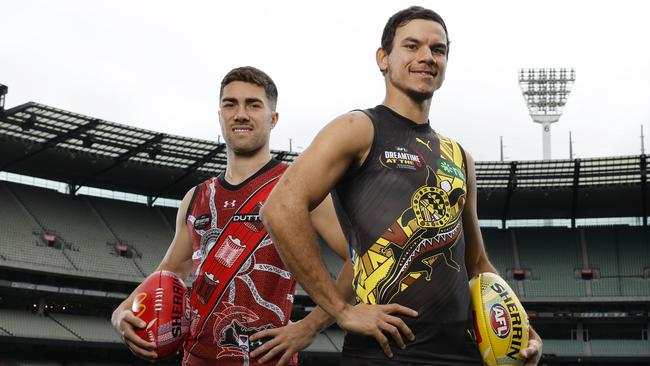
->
[382,89,432,124]
[223,149,273,186]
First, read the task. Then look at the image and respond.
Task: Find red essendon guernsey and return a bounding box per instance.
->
[182,160,297,366]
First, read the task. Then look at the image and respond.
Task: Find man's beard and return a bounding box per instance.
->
[405,89,434,103]
[389,71,435,102]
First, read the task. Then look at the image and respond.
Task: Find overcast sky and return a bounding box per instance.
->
[2,0,649,161]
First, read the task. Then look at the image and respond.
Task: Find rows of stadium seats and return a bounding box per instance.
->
[1,181,648,298]
[535,339,650,357]
[0,181,346,289]
[482,226,650,298]
[0,309,79,341]
[87,196,173,276]
[0,182,163,282]
[0,183,75,275]
[518,227,585,297]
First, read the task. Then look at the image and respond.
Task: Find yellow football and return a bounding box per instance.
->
[469,272,529,366]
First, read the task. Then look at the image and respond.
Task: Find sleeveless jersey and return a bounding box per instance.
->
[182,159,298,366]
[333,105,482,365]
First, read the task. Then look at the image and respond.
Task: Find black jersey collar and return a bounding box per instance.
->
[217,158,281,191]
[376,104,432,131]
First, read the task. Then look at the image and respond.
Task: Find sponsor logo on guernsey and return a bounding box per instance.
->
[379,146,424,171]
[490,303,511,339]
[232,214,260,222]
[223,200,237,208]
[233,202,265,232]
[436,158,465,182]
[194,214,211,230]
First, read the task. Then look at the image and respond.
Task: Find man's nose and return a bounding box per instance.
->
[234,105,249,122]
[417,47,435,64]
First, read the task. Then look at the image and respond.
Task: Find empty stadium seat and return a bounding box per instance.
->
[585,226,650,297]
[542,339,584,356]
[48,313,121,343]
[0,309,79,341]
[516,227,586,297]
[590,339,650,357]
[482,227,516,276]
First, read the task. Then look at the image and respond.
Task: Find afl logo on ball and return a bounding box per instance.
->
[490,304,511,339]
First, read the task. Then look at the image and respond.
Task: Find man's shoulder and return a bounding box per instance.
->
[196,176,218,189]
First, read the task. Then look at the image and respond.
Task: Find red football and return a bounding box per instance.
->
[131,270,191,359]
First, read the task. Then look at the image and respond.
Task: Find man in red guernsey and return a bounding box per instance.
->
[112,66,390,366]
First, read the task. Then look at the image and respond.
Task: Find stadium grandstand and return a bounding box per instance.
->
[0,86,648,365]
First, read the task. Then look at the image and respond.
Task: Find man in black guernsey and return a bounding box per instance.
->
[262,6,543,366]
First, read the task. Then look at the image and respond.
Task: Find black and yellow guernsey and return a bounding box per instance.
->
[333,105,482,365]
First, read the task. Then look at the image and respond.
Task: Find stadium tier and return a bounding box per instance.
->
[2,182,648,299]
[0,181,345,285]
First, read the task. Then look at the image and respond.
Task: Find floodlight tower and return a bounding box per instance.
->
[518,68,575,160]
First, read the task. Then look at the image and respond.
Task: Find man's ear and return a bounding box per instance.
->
[376,47,388,75]
[270,112,279,129]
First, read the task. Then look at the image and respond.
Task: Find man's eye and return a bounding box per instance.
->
[405,44,417,50]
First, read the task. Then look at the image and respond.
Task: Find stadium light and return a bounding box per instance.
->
[518,68,575,160]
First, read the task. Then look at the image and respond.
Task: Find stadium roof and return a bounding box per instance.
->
[475,156,648,222]
[1,97,647,223]
[0,101,298,200]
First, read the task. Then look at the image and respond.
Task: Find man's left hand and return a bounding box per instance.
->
[520,326,543,366]
[249,320,317,365]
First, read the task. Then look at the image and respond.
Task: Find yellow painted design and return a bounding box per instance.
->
[353,132,467,304]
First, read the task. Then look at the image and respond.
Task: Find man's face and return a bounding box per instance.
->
[378,19,448,102]
[218,81,277,155]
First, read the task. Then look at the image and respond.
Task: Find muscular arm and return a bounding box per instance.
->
[300,193,357,330]
[261,112,369,317]
[111,187,196,360]
[261,112,416,358]
[250,194,355,365]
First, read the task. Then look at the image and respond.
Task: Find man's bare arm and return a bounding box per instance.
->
[261,112,416,358]
[250,194,355,364]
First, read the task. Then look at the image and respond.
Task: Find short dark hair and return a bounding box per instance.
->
[381,6,450,55]
[220,66,278,110]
